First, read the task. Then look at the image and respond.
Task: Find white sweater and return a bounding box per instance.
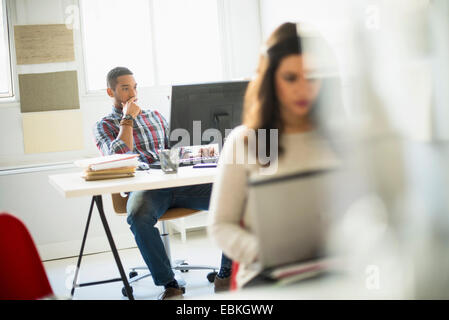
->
[208,125,339,288]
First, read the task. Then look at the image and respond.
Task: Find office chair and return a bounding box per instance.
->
[111,193,218,297]
[0,212,54,300]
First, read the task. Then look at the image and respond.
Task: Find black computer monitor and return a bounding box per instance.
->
[169,80,249,148]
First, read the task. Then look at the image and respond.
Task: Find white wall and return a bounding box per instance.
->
[259,0,354,39]
[0,0,261,260]
[221,0,262,79]
[258,0,357,79]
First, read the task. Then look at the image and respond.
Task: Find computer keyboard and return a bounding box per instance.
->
[178,155,219,165]
[149,156,219,169]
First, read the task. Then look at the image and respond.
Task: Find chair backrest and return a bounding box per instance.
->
[111,193,199,220]
[0,213,53,300]
[111,193,128,214]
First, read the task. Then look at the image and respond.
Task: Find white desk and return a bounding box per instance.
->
[48,166,217,300]
[49,166,217,198]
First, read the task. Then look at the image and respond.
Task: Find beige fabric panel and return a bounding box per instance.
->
[22,110,84,154]
[14,24,75,65]
[19,71,80,113]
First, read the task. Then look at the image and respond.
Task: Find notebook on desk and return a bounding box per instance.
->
[247,167,363,279]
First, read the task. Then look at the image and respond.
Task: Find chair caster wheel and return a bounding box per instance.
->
[207,271,218,283]
[129,271,138,278]
[122,286,134,297]
[180,262,189,273]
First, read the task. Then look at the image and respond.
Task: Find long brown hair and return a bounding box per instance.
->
[242,22,342,158]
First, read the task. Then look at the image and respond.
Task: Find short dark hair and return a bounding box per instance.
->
[107,67,133,90]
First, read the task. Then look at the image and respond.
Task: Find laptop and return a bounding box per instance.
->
[247,167,364,273]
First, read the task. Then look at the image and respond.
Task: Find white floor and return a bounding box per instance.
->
[43,229,223,300]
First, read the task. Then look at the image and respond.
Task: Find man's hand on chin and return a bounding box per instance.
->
[122,97,142,119]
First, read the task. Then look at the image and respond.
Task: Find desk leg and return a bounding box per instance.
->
[71,196,95,298]
[94,195,134,300]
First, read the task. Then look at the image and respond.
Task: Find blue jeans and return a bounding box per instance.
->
[126,183,232,286]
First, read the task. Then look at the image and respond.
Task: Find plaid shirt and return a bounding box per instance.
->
[93,106,169,164]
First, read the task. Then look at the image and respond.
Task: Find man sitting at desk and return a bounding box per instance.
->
[93,67,232,299]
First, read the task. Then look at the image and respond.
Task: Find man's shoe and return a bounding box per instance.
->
[158,287,184,300]
[214,275,231,293]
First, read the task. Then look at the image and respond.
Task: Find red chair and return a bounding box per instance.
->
[0,213,53,300]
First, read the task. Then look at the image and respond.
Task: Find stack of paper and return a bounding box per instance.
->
[74,154,139,181]
[267,257,335,286]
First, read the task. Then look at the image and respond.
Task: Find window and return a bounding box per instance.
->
[80,0,155,91]
[0,0,12,97]
[80,0,224,91]
[152,0,223,85]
